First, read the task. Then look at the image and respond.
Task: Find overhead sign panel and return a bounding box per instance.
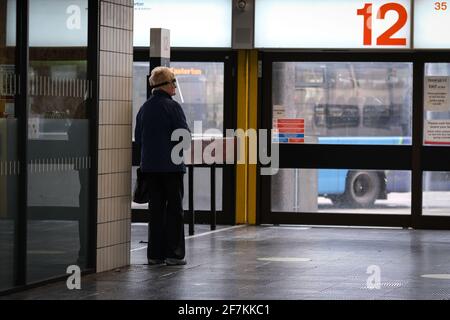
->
[133,0,232,48]
[255,0,411,49]
[7,0,88,47]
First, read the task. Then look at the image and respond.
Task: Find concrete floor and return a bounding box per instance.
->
[3,224,450,300]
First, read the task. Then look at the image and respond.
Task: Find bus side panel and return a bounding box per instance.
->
[318,169,347,195]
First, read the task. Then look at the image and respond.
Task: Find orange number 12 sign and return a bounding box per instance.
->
[357,2,407,46]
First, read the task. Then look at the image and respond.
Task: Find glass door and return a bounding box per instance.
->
[26,0,92,283]
[0,0,18,291]
[132,51,236,225]
[260,52,415,227]
[422,62,450,218]
[1,0,96,293]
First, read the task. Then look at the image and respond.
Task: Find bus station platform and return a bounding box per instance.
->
[3,225,450,300]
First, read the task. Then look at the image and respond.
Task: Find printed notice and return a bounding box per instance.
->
[272,118,305,144]
[272,105,286,121]
[425,77,450,111]
[424,120,450,145]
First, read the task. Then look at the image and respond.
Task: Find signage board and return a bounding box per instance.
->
[415,0,450,48]
[255,0,411,49]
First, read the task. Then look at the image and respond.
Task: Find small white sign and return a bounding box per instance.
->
[272,105,286,121]
[134,0,232,47]
[150,28,171,59]
[425,77,450,111]
[424,120,450,145]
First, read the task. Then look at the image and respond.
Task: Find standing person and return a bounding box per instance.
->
[135,66,190,266]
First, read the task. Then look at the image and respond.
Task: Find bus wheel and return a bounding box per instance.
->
[345,171,381,208]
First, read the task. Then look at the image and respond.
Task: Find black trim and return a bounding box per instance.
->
[422,147,450,170]
[210,165,216,230]
[277,144,411,170]
[28,47,87,60]
[258,51,272,225]
[269,212,411,228]
[223,52,237,225]
[27,207,93,220]
[188,166,195,235]
[414,216,450,230]
[134,49,235,62]
[411,59,424,228]
[132,209,233,225]
[14,0,28,287]
[87,0,99,271]
[255,51,264,226]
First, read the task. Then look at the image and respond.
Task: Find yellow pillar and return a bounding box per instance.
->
[235,50,258,225]
[247,50,258,225]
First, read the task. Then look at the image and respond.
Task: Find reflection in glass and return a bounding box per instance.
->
[26,0,90,283]
[133,61,224,137]
[272,62,413,145]
[0,0,17,291]
[423,172,450,216]
[272,169,411,214]
[132,62,225,211]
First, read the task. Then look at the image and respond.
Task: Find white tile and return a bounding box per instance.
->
[96,224,101,248]
[99,199,104,224]
[97,176,101,200]
[114,173,118,197]
[114,198,119,222]
[110,222,115,245]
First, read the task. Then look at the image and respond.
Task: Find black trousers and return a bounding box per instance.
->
[146,172,185,260]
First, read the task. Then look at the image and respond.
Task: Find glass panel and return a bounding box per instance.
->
[132,61,225,211]
[272,62,413,145]
[133,61,224,136]
[182,168,223,211]
[131,166,223,211]
[133,0,231,48]
[0,0,17,291]
[272,169,411,215]
[423,171,450,216]
[7,0,88,47]
[27,0,90,283]
[423,63,450,146]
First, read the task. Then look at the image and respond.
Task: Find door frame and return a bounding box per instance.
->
[257,50,450,229]
[132,49,237,225]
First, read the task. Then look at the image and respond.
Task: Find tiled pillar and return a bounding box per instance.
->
[97,0,133,272]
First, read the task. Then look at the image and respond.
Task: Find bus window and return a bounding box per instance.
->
[273,61,413,143]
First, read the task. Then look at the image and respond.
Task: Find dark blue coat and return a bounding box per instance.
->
[135,90,190,173]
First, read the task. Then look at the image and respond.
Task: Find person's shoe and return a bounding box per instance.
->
[165,258,187,266]
[147,258,165,265]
